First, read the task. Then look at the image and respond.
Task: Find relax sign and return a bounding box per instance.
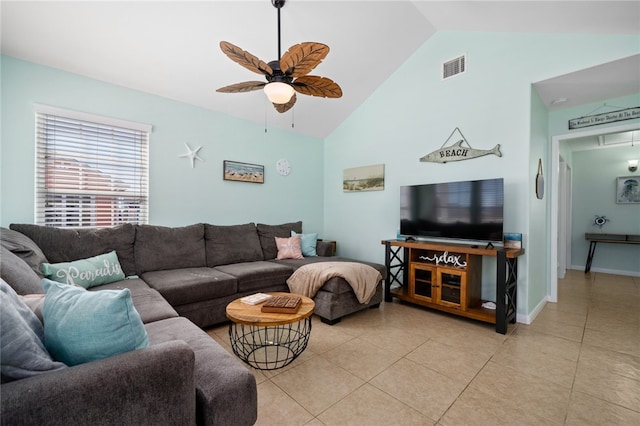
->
[419,251,467,268]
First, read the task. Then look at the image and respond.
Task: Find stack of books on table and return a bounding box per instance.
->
[240,293,272,305]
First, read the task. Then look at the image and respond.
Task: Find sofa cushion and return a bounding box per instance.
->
[0,279,66,382]
[134,224,205,274]
[275,256,388,279]
[42,279,149,366]
[256,221,302,260]
[9,223,137,277]
[144,317,257,426]
[1,227,49,278]
[205,223,263,266]
[141,267,237,306]
[275,235,304,260]
[215,261,293,293]
[272,256,388,294]
[272,256,328,268]
[90,278,179,324]
[0,247,44,295]
[0,340,196,426]
[41,251,125,289]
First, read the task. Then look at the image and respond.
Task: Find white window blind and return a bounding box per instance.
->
[35,105,151,228]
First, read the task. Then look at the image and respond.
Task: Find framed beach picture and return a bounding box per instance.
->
[343,164,385,192]
[616,176,640,203]
[223,160,264,184]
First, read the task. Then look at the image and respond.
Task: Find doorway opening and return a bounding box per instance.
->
[550,122,640,302]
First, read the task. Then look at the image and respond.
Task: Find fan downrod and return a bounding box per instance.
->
[271,0,286,64]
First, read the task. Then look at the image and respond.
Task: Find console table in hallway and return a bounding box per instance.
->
[584,233,640,273]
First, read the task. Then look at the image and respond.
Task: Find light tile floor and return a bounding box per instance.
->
[206,270,640,425]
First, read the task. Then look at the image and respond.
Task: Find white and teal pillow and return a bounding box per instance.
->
[42,279,149,366]
[291,231,318,257]
[41,251,125,289]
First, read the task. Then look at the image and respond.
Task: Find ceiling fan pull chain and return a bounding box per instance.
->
[291,108,295,128]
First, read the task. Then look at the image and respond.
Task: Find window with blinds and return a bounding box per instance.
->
[35,105,151,228]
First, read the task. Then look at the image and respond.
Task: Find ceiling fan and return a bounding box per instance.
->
[216,0,342,113]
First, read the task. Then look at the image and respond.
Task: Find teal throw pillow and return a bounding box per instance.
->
[291,231,318,257]
[42,279,149,366]
[41,251,125,289]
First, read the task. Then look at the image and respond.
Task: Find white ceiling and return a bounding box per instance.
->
[533,54,640,112]
[1,1,639,139]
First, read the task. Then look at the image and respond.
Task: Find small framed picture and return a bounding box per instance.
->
[343,164,385,192]
[503,233,522,249]
[223,160,264,184]
[616,176,640,203]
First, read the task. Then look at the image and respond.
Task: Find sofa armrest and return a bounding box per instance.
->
[316,240,335,257]
[1,341,196,426]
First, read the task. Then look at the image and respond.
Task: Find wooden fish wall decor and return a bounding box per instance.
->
[420,127,502,164]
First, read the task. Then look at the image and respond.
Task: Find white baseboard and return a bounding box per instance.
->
[570,265,640,277]
[516,296,547,325]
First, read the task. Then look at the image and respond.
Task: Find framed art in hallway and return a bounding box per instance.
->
[223,160,264,184]
[616,176,640,203]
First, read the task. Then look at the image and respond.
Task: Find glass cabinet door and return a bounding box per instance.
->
[439,271,464,308]
[411,265,435,301]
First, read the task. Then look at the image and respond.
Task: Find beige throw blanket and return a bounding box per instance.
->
[287,262,382,304]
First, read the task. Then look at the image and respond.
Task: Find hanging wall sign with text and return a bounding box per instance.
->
[568,107,640,130]
[418,251,467,269]
[419,127,502,163]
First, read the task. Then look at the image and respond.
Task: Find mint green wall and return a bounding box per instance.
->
[323,32,639,319]
[0,56,325,233]
[528,89,550,314]
[571,146,640,274]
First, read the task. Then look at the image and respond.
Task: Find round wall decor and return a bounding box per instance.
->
[276,158,291,176]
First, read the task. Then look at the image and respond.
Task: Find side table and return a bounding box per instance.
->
[225,292,315,370]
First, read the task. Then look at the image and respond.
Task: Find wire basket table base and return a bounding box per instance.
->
[228,317,312,370]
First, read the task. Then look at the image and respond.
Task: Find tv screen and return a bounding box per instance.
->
[400,178,504,242]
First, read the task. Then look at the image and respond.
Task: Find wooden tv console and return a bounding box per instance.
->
[381,239,524,334]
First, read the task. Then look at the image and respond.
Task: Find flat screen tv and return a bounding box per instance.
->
[400,178,504,243]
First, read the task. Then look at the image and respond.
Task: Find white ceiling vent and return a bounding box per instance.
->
[442,55,466,80]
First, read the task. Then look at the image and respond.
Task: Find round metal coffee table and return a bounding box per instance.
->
[226,292,315,370]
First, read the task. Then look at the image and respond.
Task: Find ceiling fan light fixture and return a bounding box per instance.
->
[217,0,341,113]
[264,82,294,104]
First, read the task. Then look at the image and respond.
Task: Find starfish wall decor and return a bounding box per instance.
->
[179,142,204,168]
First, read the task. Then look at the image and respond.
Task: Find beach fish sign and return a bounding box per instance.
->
[420,139,502,163]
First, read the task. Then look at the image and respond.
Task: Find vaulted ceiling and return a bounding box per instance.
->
[2,1,639,138]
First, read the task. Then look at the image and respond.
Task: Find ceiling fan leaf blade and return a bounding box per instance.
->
[220,41,273,76]
[216,81,266,93]
[293,76,342,98]
[273,93,297,113]
[281,42,330,77]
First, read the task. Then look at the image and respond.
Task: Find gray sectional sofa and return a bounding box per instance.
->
[1,221,386,425]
